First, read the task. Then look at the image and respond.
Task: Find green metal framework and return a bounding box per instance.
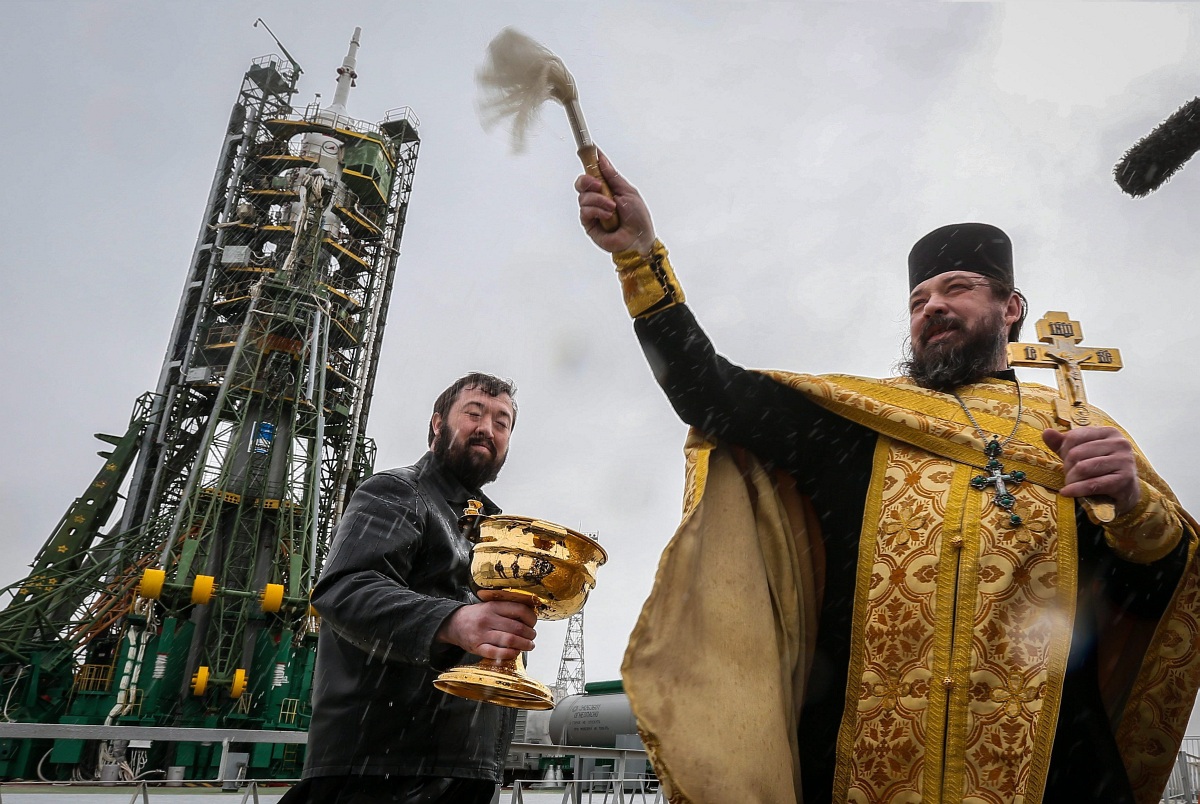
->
[0,44,419,782]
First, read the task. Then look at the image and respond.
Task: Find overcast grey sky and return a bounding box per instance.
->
[1,2,1198,708]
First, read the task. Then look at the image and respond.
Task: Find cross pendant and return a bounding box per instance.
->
[970,437,1027,527]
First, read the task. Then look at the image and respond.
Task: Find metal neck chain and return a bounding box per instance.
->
[953,378,1028,528]
[951,378,1023,450]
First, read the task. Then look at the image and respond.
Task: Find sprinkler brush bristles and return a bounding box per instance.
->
[477,27,578,153]
[1115,97,1200,197]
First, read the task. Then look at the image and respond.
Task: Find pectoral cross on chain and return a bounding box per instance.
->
[1006,311,1123,522]
[971,437,1027,527]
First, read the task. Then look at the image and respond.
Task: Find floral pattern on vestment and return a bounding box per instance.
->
[834,436,1072,804]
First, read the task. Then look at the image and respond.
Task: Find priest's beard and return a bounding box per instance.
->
[433,422,506,489]
[900,310,1008,392]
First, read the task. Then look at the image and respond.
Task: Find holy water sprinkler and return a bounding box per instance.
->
[476,27,620,232]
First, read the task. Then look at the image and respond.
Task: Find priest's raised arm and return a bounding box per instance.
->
[573,152,1198,804]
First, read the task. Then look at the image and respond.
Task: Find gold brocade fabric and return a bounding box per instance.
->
[613,240,686,318]
[797,377,1074,801]
[832,438,1074,804]
[623,434,819,804]
[623,373,1199,804]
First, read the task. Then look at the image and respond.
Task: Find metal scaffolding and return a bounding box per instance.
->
[0,29,419,782]
[556,611,587,702]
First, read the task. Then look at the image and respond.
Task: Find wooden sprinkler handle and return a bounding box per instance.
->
[578,144,620,232]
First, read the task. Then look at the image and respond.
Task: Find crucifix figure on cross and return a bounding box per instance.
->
[1007,311,1123,522]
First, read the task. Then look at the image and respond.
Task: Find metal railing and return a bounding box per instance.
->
[0,721,305,790]
[0,780,276,803]
[382,106,421,130]
[1162,737,1200,802]
[0,778,662,804]
[0,725,651,802]
[501,744,655,804]
[294,102,385,142]
[504,774,661,804]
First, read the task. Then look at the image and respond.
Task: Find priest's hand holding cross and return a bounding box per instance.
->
[1042,426,1141,517]
[1010,311,1141,520]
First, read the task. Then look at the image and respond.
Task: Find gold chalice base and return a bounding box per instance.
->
[434,656,554,711]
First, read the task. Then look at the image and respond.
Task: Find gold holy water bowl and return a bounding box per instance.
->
[433,507,607,710]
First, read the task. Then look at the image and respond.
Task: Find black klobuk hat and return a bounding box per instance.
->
[908,222,1013,291]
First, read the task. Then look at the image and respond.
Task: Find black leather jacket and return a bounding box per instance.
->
[303,452,515,781]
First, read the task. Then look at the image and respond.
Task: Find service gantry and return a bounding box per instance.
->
[555,611,587,702]
[0,28,419,782]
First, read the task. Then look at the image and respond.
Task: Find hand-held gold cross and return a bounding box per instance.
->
[1007,312,1122,523]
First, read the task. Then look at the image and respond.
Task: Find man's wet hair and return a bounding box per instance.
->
[427,373,518,445]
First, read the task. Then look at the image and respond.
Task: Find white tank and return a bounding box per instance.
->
[549,692,637,747]
[521,708,553,744]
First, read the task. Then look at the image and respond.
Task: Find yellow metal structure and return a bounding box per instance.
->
[191,665,209,696]
[231,668,248,699]
[139,569,165,600]
[191,575,215,605]
[73,664,114,693]
[261,584,285,613]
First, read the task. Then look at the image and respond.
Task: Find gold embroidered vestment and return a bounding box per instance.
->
[623,373,1197,804]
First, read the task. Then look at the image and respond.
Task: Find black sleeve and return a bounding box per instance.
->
[310,473,465,667]
[634,304,867,486]
[1078,509,1188,619]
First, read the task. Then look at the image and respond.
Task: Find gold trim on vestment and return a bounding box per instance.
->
[939,464,977,802]
[1021,493,1079,803]
[832,436,891,802]
[681,430,713,516]
[612,240,686,319]
[765,373,1067,491]
[925,460,966,803]
[1105,478,1186,563]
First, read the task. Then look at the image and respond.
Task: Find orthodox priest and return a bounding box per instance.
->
[574,154,1199,804]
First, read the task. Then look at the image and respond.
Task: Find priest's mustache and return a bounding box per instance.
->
[919,315,962,343]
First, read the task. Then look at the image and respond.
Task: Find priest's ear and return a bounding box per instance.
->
[1005,289,1029,342]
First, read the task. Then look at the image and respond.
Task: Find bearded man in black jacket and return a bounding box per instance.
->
[281,373,535,804]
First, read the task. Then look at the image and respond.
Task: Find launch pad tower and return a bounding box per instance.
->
[0,29,418,781]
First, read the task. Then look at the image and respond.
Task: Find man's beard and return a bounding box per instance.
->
[899,310,1008,392]
[433,422,506,489]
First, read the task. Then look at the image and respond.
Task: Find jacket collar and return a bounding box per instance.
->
[416,451,501,515]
